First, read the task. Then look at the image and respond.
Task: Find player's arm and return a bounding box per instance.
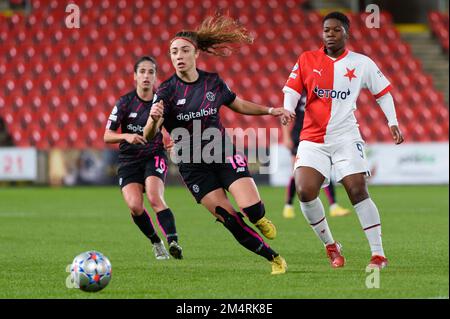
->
[375,92,404,144]
[143,100,164,141]
[104,129,147,145]
[103,101,146,145]
[228,97,295,124]
[161,127,174,153]
[365,57,404,145]
[282,87,301,148]
[282,56,303,120]
[282,87,301,114]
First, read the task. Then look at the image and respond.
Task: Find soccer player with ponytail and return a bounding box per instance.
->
[144,14,293,274]
[104,56,183,261]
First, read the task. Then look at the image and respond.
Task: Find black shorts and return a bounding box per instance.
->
[178,156,252,203]
[118,152,168,190]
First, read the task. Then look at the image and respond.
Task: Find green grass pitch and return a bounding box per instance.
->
[0,185,448,299]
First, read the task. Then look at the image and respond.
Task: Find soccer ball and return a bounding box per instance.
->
[70,251,112,292]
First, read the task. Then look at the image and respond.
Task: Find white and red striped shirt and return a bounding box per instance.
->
[283,47,391,143]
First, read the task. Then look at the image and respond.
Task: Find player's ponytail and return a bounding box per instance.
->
[171,14,254,56]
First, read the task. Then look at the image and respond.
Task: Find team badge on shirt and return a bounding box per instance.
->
[344,67,357,82]
[206,92,216,102]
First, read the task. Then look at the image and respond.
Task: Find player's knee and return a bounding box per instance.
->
[296,184,319,202]
[147,193,166,212]
[242,201,265,223]
[127,199,144,216]
[346,186,368,205]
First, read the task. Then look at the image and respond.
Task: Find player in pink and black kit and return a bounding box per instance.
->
[104,56,183,261]
[144,15,294,275]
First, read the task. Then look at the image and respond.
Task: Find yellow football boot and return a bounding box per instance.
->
[329,204,351,217]
[282,204,295,219]
[255,217,277,240]
[271,255,287,275]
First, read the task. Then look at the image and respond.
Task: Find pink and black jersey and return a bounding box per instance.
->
[106,90,164,164]
[283,47,391,144]
[154,69,236,161]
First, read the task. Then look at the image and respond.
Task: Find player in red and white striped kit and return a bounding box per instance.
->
[283,12,404,269]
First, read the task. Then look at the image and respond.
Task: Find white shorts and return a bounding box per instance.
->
[293,139,371,187]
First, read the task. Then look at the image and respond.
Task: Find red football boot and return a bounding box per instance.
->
[368,255,388,269]
[325,242,345,268]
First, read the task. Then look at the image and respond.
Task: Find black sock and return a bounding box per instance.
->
[132,210,160,244]
[242,201,265,224]
[286,176,296,205]
[216,207,278,261]
[156,208,178,244]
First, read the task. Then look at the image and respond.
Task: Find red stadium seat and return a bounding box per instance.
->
[1,5,446,148]
[7,122,25,146]
[91,110,108,129]
[360,125,375,142]
[86,92,101,112]
[429,11,449,52]
[45,124,64,148]
[12,95,25,112]
[435,106,449,124]
[2,110,14,128]
[382,28,400,41]
[423,90,444,106]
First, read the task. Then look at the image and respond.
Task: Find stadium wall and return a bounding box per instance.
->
[270,142,450,186]
[0,143,448,186]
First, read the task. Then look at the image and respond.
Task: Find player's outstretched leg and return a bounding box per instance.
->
[146,176,181,259]
[296,167,345,268]
[123,183,170,260]
[156,208,183,259]
[215,206,287,275]
[133,209,170,260]
[342,174,387,269]
[300,198,345,268]
[243,201,277,240]
[354,198,388,269]
[229,177,277,240]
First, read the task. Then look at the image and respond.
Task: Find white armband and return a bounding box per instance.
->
[282,86,301,113]
[376,92,398,126]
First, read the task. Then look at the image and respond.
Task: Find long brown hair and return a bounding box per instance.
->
[171,14,254,56]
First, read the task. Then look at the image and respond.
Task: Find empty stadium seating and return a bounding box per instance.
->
[429,11,449,53]
[0,0,448,150]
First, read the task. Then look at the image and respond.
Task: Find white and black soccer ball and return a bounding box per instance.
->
[70,251,112,292]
